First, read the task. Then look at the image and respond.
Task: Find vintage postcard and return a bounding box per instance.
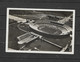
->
[6,8,75,54]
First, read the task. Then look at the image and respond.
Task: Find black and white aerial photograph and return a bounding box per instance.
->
[6,8,75,54]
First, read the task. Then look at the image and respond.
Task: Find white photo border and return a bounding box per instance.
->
[6,8,75,54]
